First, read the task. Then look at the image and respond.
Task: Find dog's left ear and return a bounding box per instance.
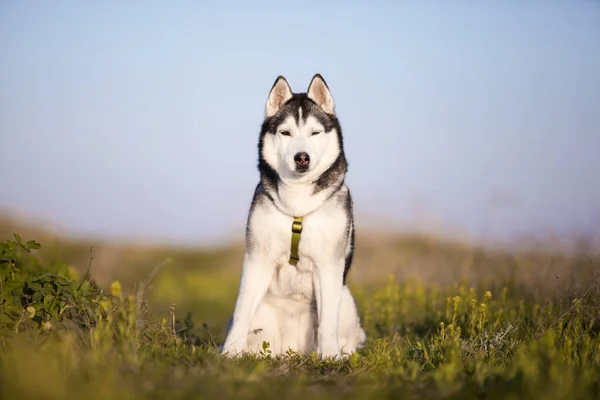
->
[307,74,335,114]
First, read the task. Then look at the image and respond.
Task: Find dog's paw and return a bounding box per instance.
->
[220,341,247,358]
[317,346,342,361]
[220,348,246,359]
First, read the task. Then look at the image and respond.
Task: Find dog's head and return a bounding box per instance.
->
[259,74,344,184]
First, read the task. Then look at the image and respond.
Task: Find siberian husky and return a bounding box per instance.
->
[220,74,366,359]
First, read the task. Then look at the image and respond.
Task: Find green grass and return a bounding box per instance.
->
[1,226,599,400]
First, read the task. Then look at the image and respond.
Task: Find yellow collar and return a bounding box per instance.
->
[288,216,303,266]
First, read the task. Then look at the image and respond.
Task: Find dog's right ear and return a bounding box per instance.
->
[266,76,293,118]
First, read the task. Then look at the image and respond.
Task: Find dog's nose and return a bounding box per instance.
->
[294,152,310,168]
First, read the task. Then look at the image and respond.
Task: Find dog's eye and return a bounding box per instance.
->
[311,131,322,136]
[279,130,291,136]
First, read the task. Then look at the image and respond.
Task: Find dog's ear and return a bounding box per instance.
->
[307,73,335,114]
[266,76,293,117]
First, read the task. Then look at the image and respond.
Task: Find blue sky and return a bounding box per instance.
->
[1,1,599,245]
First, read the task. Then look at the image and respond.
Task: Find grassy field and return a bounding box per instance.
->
[1,216,599,399]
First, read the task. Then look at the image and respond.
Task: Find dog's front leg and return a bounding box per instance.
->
[314,257,344,359]
[221,254,274,357]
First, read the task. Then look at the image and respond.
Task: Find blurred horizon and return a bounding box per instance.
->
[1,1,599,246]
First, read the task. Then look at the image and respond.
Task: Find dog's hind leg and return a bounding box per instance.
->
[276,307,316,355]
[297,308,318,355]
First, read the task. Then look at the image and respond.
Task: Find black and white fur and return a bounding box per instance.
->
[221,74,366,359]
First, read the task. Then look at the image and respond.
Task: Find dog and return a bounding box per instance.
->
[220,74,366,359]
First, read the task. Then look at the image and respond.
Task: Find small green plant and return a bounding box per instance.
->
[0,233,41,276]
[0,233,111,335]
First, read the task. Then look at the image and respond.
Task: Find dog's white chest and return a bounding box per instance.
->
[263,214,324,304]
[250,190,349,310]
[266,262,314,311]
